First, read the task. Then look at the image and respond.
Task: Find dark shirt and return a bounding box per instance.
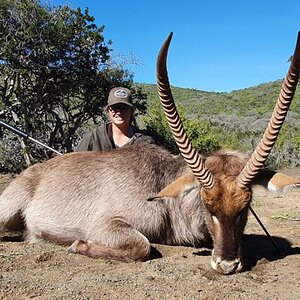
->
[75,123,154,151]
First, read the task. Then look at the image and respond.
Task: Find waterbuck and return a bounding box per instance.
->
[0,32,300,275]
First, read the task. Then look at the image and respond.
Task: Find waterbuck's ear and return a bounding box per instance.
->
[267,172,300,192]
[147,173,198,201]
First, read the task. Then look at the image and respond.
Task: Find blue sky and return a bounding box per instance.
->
[48,0,300,92]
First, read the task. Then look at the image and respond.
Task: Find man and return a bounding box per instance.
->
[75,87,154,151]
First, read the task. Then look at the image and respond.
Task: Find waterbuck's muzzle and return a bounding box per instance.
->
[211,250,243,275]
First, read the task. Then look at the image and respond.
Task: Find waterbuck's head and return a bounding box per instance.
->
[156,32,300,274]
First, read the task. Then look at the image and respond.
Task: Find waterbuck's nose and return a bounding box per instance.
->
[217,259,240,275]
[211,251,242,275]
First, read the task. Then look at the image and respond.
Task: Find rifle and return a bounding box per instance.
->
[0,119,62,156]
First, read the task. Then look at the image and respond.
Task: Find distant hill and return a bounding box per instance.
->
[138,80,300,118]
[136,80,300,168]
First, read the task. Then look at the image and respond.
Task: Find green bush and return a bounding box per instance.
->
[141,100,220,155]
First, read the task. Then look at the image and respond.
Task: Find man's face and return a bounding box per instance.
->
[108,104,132,126]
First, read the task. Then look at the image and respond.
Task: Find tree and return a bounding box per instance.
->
[0,0,147,172]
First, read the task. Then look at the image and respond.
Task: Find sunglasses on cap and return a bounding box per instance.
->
[108,104,132,112]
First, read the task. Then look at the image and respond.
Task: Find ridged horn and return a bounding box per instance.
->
[156,33,214,189]
[237,31,300,187]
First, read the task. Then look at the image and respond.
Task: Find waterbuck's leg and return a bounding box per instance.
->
[67,239,151,262]
[67,218,152,262]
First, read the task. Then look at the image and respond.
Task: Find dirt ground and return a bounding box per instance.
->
[0,169,299,300]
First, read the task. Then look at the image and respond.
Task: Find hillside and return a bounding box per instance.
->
[137,80,300,168]
[139,80,300,118]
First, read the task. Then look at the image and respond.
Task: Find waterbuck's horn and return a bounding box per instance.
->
[156,32,214,189]
[237,31,300,187]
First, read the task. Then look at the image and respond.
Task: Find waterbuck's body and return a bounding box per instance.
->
[1,31,300,275]
[1,144,252,273]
